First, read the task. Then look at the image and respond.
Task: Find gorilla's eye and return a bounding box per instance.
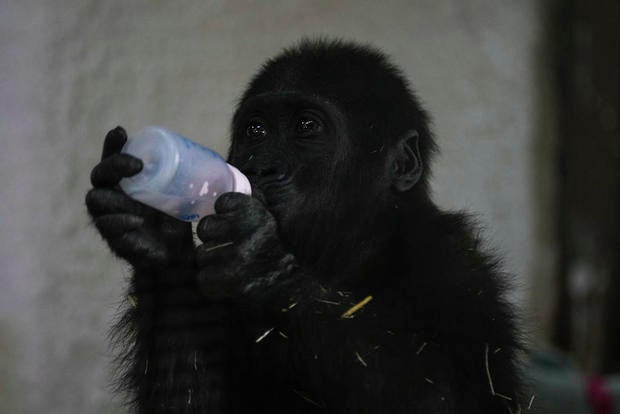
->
[296,116,322,137]
[246,121,267,139]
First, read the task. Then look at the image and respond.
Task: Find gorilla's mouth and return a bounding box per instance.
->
[247,170,294,208]
[243,159,293,190]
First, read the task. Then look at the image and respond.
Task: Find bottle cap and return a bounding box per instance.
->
[227,164,252,195]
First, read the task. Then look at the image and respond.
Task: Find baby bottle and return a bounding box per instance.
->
[119,126,251,222]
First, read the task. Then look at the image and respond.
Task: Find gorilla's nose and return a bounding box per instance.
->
[244,160,289,182]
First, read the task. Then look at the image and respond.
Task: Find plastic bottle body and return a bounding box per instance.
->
[119,126,251,222]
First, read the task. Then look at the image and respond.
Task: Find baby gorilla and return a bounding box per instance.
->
[86,39,524,413]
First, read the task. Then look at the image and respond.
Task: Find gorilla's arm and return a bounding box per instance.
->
[87,127,228,413]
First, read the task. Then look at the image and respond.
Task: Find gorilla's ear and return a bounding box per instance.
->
[390,130,423,192]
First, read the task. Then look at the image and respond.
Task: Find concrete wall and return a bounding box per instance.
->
[0,1,552,412]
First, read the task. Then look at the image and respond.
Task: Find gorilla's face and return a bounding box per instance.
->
[228,93,354,230]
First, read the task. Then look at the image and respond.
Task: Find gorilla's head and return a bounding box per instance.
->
[227,39,437,268]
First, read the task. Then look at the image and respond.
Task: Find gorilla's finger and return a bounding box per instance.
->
[94,214,144,239]
[111,231,168,264]
[196,214,234,242]
[160,218,193,241]
[101,126,128,160]
[214,192,255,214]
[91,153,143,187]
[86,188,143,217]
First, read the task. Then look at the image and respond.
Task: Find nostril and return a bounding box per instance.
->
[246,167,274,177]
[260,166,287,180]
[242,160,289,182]
[243,167,262,177]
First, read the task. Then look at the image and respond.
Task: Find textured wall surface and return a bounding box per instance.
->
[0,1,551,412]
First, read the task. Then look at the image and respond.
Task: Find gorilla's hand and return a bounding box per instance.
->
[86,127,194,268]
[195,192,296,299]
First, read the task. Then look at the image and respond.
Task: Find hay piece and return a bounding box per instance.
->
[341,295,373,318]
[484,344,495,395]
[527,395,536,410]
[355,352,367,367]
[292,389,324,408]
[315,298,341,305]
[204,241,234,253]
[255,327,274,343]
[127,294,137,308]
[495,392,512,401]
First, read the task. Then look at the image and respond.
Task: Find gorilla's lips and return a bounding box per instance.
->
[246,170,294,211]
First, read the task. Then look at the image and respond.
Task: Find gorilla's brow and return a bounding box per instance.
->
[243,91,337,108]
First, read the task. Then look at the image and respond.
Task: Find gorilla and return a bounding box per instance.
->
[86,39,524,413]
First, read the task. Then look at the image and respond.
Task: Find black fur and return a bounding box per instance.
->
[86,39,524,413]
